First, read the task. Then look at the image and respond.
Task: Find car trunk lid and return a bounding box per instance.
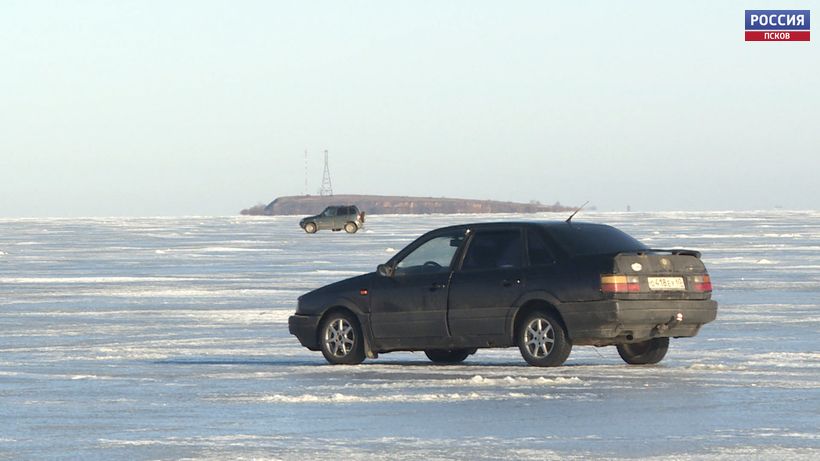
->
[601,250,712,300]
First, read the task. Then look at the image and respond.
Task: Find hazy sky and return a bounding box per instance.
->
[2,1,818,216]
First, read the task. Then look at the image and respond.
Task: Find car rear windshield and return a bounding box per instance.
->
[545,223,647,256]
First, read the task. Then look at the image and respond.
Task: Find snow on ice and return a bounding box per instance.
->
[1,211,819,459]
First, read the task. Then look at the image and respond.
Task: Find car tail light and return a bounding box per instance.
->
[601,275,641,293]
[692,275,712,292]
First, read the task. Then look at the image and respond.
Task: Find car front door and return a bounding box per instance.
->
[447,227,526,341]
[318,207,336,230]
[370,229,466,346]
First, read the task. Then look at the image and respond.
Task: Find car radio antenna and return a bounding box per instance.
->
[565,201,589,223]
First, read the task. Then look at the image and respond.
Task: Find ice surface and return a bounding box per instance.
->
[1,212,819,459]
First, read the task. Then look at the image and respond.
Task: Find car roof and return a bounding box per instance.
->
[429,221,611,232]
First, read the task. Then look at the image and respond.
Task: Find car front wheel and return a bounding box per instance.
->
[319,312,365,365]
[616,337,669,365]
[304,222,317,234]
[517,311,572,367]
[424,348,473,364]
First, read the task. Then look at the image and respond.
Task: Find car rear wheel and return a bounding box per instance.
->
[344,222,358,233]
[517,311,572,367]
[424,348,473,364]
[304,222,317,234]
[319,311,365,365]
[616,337,669,365]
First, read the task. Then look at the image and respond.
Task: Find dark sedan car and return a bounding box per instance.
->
[289,221,717,367]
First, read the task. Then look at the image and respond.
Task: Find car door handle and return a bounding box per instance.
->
[502,279,521,287]
[430,282,446,290]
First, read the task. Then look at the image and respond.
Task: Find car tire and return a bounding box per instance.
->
[424,348,473,364]
[616,337,669,365]
[304,222,317,234]
[517,311,572,367]
[319,311,365,365]
[344,222,358,233]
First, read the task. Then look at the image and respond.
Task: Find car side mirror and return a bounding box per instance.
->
[377,264,394,277]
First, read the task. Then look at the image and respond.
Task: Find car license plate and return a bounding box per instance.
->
[648,277,685,291]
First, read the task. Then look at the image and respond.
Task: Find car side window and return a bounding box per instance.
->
[322,207,336,217]
[527,228,556,265]
[461,229,523,271]
[395,232,464,275]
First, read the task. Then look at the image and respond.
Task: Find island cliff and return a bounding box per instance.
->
[241,195,573,215]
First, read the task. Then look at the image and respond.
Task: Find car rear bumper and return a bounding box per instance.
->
[560,299,718,345]
[288,314,321,350]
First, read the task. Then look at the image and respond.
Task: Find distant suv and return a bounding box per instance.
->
[299,205,365,234]
[289,221,717,366]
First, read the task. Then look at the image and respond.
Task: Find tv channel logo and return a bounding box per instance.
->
[745,10,810,41]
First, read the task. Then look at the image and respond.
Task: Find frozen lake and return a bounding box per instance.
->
[1,212,818,460]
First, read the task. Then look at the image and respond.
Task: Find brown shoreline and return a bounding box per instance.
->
[241,194,574,216]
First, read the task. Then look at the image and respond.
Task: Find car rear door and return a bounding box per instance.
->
[331,207,342,229]
[337,206,351,228]
[447,227,525,340]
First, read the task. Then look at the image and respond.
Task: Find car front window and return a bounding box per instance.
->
[395,232,464,275]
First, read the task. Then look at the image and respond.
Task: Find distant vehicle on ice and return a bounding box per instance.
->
[299,205,365,234]
[289,221,717,366]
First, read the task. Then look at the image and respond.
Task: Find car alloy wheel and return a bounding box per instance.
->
[424,348,473,364]
[525,318,554,358]
[517,311,571,367]
[344,222,357,233]
[325,318,355,357]
[616,337,669,365]
[319,312,365,365]
[304,222,317,233]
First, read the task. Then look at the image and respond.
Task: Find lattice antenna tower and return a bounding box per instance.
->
[319,149,333,196]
